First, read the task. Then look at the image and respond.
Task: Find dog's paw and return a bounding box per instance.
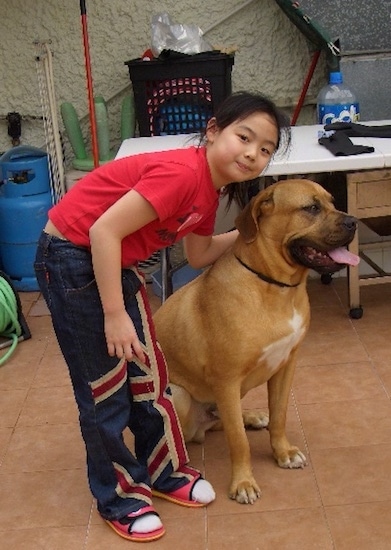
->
[243,410,269,430]
[229,479,262,504]
[276,448,307,469]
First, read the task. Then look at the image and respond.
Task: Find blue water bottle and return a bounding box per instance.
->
[317,71,360,125]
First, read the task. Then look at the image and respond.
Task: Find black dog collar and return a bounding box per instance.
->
[235,255,300,288]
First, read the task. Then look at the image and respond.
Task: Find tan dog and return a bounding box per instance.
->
[154,179,358,504]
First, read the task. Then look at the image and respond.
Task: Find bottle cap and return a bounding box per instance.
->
[329,71,343,84]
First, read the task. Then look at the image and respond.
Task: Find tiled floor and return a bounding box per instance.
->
[1,277,391,549]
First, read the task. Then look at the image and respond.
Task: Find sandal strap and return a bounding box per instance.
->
[118,505,159,533]
[188,474,201,501]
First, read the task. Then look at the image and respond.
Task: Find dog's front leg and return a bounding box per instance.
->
[214,384,261,504]
[267,355,307,469]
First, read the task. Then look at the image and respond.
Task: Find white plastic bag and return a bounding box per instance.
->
[151,12,212,57]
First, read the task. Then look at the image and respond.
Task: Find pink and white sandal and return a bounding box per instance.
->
[152,475,207,508]
[104,505,165,542]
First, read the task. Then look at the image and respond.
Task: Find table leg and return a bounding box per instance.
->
[346,176,362,317]
[348,231,360,309]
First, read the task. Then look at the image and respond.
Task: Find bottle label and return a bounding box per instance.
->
[318,103,360,125]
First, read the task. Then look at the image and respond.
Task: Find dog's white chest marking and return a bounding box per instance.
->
[259,309,305,373]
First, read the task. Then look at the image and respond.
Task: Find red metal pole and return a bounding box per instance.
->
[291,49,321,126]
[80,0,99,168]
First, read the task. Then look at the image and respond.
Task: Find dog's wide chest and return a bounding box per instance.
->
[258,308,306,375]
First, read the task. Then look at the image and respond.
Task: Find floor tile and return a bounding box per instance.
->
[293,362,386,404]
[0,428,13,464]
[205,453,320,516]
[203,404,305,461]
[86,513,207,549]
[326,501,391,549]
[2,279,391,548]
[29,297,50,316]
[348,302,391,331]
[297,330,369,367]
[0,354,40,391]
[298,397,391,450]
[0,388,28,428]
[1,423,85,473]
[310,444,391,506]
[1,526,88,550]
[307,278,342,307]
[0,470,93,530]
[17,385,79,427]
[373,360,391,398]
[31,351,71,389]
[307,305,354,335]
[207,508,334,550]
[7,332,47,364]
[354,327,391,362]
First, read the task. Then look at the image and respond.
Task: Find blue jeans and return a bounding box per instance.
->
[34,232,196,520]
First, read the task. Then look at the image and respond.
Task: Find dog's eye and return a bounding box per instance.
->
[303,204,321,215]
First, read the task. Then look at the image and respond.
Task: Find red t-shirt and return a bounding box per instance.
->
[49,146,219,266]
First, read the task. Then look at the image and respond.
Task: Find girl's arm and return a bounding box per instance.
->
[89,189,158,362]
[183,229,239,269]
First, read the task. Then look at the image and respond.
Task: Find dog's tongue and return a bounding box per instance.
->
[328,247,360,266]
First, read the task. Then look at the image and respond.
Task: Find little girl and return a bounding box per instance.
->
[34,91,290,542]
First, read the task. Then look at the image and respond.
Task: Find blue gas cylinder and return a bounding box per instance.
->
[0,145,53,291]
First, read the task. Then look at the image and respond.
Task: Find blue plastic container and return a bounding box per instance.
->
[0,145,52,291]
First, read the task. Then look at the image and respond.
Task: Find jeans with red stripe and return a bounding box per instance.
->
[34,232,198,520]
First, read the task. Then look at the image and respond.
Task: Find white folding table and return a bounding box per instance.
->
[116,123,391,315]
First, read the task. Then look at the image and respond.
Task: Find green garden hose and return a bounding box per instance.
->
[0,276,22,366]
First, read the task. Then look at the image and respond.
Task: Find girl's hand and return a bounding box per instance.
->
[104,310,145,363]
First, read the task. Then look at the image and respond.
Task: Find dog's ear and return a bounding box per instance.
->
[235,198,258,243]
[235,187,275,243]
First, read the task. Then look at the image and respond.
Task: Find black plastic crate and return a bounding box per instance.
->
[125,52,235,137]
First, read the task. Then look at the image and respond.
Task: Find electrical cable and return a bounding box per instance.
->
[0,276,22,366]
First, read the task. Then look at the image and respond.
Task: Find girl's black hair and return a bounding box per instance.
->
[200,91,291,209]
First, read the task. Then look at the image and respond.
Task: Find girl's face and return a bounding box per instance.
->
[205,112,279,189]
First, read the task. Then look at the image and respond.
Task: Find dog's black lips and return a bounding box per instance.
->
[289,241,348,274]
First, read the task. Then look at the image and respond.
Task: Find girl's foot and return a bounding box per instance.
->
[192,478,216,504]
[153,476,216,507]
[104,505,165,542]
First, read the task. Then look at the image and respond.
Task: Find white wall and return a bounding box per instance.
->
[2,0,389,270]
[0,0,326,157]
